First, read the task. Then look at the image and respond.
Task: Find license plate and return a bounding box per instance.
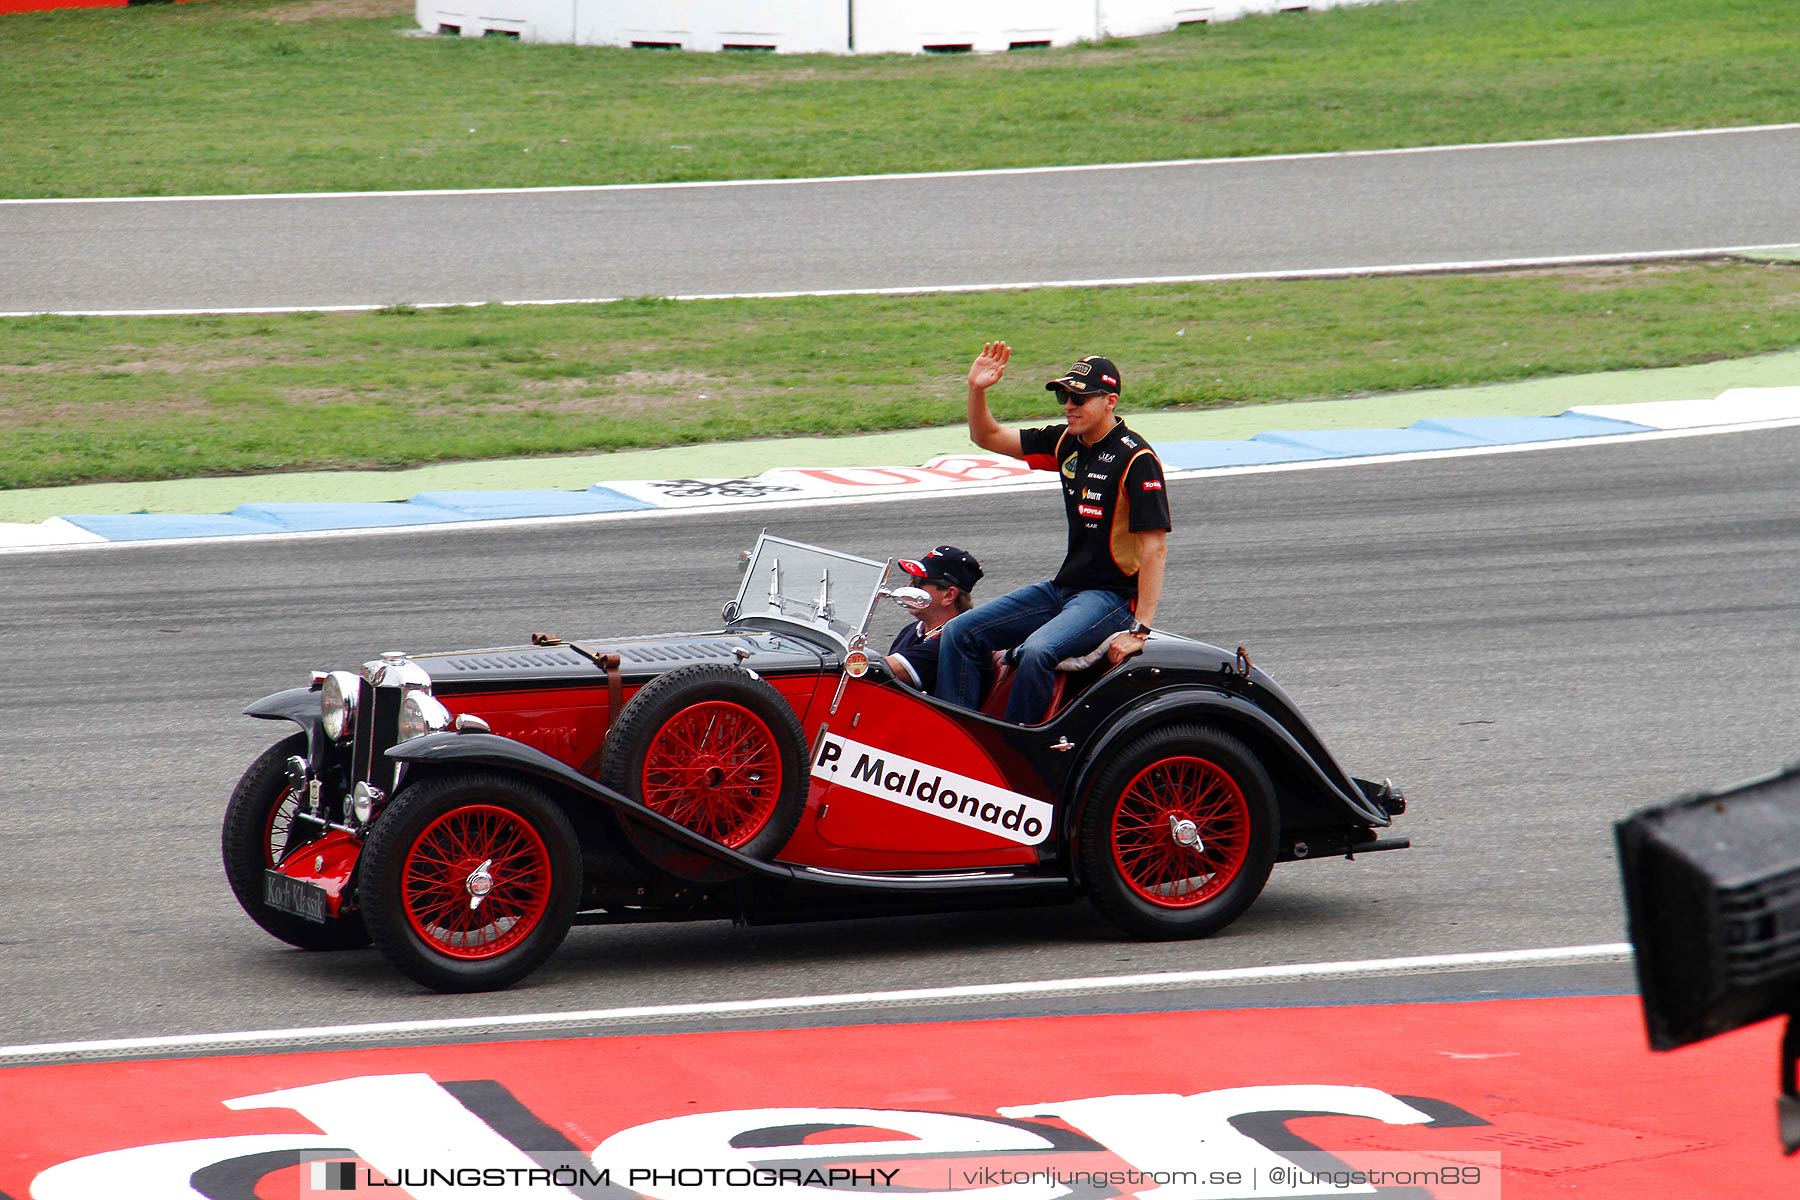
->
[263,870,328,923]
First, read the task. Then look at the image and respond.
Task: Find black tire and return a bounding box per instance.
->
[1080,724,1278,940]
[601,663,808,861]
[221,732,372,951]
[360,769,582,993]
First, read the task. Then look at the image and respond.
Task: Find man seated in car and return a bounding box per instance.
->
[885,545,993,700]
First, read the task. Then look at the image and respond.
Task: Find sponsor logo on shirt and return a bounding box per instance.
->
[1061,456,1078,480]
[1078,504,1105,518]
[1082,489,1103,500]
[811,733,1052,845]
[1098,452,1117,463]
[1142,480,1163,491]
[1122,436,1139,448]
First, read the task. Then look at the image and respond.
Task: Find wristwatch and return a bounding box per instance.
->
[1129,621,1151,637]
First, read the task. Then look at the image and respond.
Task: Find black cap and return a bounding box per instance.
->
[1046,354,1121,397]
[899,545,983,593]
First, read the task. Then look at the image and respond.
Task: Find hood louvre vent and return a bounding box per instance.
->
[435,648,592,673]
[620,642,736,664]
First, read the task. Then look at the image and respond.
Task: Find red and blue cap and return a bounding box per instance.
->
[898,545,983,593]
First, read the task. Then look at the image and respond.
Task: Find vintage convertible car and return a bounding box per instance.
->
[223,534,1408,992]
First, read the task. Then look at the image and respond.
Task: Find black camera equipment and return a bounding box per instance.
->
[1615,761,1800,1153]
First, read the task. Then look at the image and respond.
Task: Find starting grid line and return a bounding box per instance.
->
[5,389,1799,554]
[0,942,1631,1063]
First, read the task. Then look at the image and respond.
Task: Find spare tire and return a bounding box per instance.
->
[601,663,808,863]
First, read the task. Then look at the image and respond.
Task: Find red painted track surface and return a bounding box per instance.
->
[2,995,1784,1197]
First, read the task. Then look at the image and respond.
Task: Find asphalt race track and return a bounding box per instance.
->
[2,125,1796,313]
[3,424,1796,1048]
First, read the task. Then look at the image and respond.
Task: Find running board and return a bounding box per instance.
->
[787,866,1070,893]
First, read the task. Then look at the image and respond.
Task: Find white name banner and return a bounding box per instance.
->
[812,732,1054,845]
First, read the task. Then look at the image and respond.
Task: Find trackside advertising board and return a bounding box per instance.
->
[0,997,1783,1198]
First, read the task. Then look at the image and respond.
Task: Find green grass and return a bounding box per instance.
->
[4,262,1795,490]
[0,0,1793,198]
[3,0,1794,492]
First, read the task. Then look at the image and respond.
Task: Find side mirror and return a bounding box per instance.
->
[887,586,931,613]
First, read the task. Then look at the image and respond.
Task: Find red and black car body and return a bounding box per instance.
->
[223,534,1407,991]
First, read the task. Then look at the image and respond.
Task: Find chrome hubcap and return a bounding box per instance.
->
[465,858,494,909]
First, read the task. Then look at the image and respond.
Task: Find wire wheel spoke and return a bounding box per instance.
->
[1112,756,1251,909]
[264,786,304,866]
[402,804,551,960]
[642,702,782,848]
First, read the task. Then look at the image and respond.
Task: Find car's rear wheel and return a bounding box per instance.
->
[361,769,581,992]
[221,732,371,951]
[1080,725,1277,939]
[602,664,807,861]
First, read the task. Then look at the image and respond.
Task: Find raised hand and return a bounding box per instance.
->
[968,341,1011,391]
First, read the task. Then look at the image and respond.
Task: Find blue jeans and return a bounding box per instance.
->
[935,582,1134,724]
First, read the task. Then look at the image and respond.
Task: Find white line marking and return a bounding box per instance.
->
[3,244,1795,319]
[7,415,1800,557]
[2,123,1793,206]
[0,943,1630,1060]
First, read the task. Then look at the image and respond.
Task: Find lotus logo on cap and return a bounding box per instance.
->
[1046,354,1121,397]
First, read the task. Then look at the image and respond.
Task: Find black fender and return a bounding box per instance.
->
[387,731,804,884]
[244,686,323,739]
[1063,687,1391,845]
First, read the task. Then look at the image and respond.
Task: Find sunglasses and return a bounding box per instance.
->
[1057,390,1102,407]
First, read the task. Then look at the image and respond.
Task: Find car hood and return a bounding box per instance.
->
[410,627,830,691]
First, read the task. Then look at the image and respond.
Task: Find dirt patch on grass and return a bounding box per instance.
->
[448,369,735,415]
[267,0,412,23]
[1474,263,1695,287]
[0,396,217,432]
[0,355,274,376]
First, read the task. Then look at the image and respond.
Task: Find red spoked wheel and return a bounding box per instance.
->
[400,804,552,960]
[1110,755,1252,908]
[260,776,303,867]
[362,770,581,992]
[220,732,371,951]
[639,700,783,849]
[1081,725,1278,939]
[603,664,808,867]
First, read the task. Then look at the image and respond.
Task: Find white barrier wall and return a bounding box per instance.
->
[850,0,1095,54]
[416,0,1398,52]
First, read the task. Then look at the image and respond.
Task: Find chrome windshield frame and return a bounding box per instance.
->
[728,533,896,647]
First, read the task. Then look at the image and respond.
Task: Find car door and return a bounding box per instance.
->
[779,672,1052,871]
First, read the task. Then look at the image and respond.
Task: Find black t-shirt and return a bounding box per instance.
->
[889,621,993,695]
[1019,419,1171,596]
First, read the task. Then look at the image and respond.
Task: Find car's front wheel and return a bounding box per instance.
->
[1080,725,1278,940]
[221,732,371,951]
[361,769,581,992]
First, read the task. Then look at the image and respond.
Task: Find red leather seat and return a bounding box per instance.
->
[979,651,1068,724]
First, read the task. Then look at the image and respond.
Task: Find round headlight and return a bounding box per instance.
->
[398,690,453,743]
[320,671,360,741]
[351,781,385,824]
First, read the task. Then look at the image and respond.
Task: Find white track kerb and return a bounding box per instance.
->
[4,388,1797,552]
[0,944,1630,1061]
